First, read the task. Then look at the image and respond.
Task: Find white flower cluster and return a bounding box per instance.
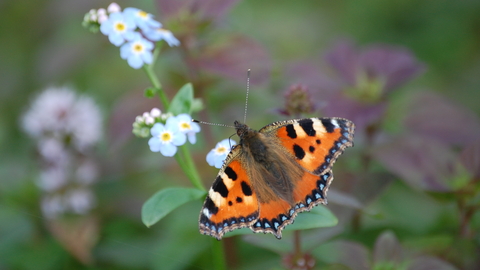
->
[132,107,173,138]
[21,86,102,219]
[83,2,180,69]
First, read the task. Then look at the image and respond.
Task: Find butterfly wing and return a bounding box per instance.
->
[199,145,260,240]
[260,117,355,175]
[249,117,354,238]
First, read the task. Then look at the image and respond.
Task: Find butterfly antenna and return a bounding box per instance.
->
[228,133,236,148]
[192,119,234,129]
[243,69,251,124]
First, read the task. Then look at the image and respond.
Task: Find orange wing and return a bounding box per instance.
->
[199,146,260,240]
[248,118,354,238]
[261,117,354,175]
[249,170,334,238]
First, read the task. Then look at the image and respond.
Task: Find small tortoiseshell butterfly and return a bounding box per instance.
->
[199,117,354,239]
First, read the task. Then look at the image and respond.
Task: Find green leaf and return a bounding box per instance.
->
[191,98,204,113]
[223,205,337,238]
[142,187,206,227]
[168,83,194,115]
[144,87,157,98]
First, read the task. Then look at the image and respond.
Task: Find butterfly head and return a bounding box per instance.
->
[234,120,257,141]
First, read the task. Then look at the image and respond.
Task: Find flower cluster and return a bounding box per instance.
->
[133,109,201,157]
[132,107,172,138]
[133,108,235,167]
[21,86,102,219]
[277,84,315,117]
[83,3,180,69]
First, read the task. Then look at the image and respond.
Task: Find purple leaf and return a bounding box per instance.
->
[359,45,425,92]
[373,231,403,265]
[157,0,240,22]
[286,60,340,94]
[459,139,480,178]
[324,38,425,93]
[322,93,387,133]
[404,91,480,146]
[196,35,271,85]
[373,135,457,192]
[324,39,359,86]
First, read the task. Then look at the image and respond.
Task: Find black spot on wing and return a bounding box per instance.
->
[309,146,315,153]
[293,144,306,159]
[298,119,316,136]
[224,166,237,180]
[204,197,219,215]
[241,181,253,196]
[285,124,297,138]
[236,197,243,203]
[316,139,321,144]
[213,178,229,197]
[321,119,336,133]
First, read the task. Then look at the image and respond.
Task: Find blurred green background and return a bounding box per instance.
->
[1,0,479,269]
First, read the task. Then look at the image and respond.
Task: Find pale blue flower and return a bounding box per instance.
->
[144,28,180,47]
[120,33,154,69]
[207,139,236,168]
[148,117,186,157]
[123,7,161,32]
[173,114,201,144]
[100,12,136,46]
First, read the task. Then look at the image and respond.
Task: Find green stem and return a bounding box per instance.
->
[211,239,227,270]
[179,144,205,191]
[143,64,169,110]
[142,58,205,191]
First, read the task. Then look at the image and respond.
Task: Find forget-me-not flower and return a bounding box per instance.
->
[123,7,161,32]
[100,12,136,46]
[144,28,180,47]
[207,139,236,168]
[174,114,201,144]
[120,32,154,69]
[148,117,186,157]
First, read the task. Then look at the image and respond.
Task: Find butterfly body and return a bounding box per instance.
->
[199,117,354,240]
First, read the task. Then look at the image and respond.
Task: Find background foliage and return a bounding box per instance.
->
[1,0,480,269]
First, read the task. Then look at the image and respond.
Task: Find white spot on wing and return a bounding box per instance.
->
[220,172,235,189]
[203,208,211,218]
[209,188,224,206]
[293,120,307,138]
[331,119,339,128]
[312,118,326,134]
[243,195,254,205]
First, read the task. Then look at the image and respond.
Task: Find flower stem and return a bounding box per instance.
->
[143,60,205,191]
[178,144,205,191]
[143,64,169,110]
[211,239,227,270]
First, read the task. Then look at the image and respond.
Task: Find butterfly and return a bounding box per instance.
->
[199,117,354,240]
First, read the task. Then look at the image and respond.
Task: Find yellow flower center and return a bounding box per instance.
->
[216,146,226,154]
[133,43,144,53]
[161,132,171,142]
[181,122,191,130]
[114,22,126,32]
[138,11,148,18]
